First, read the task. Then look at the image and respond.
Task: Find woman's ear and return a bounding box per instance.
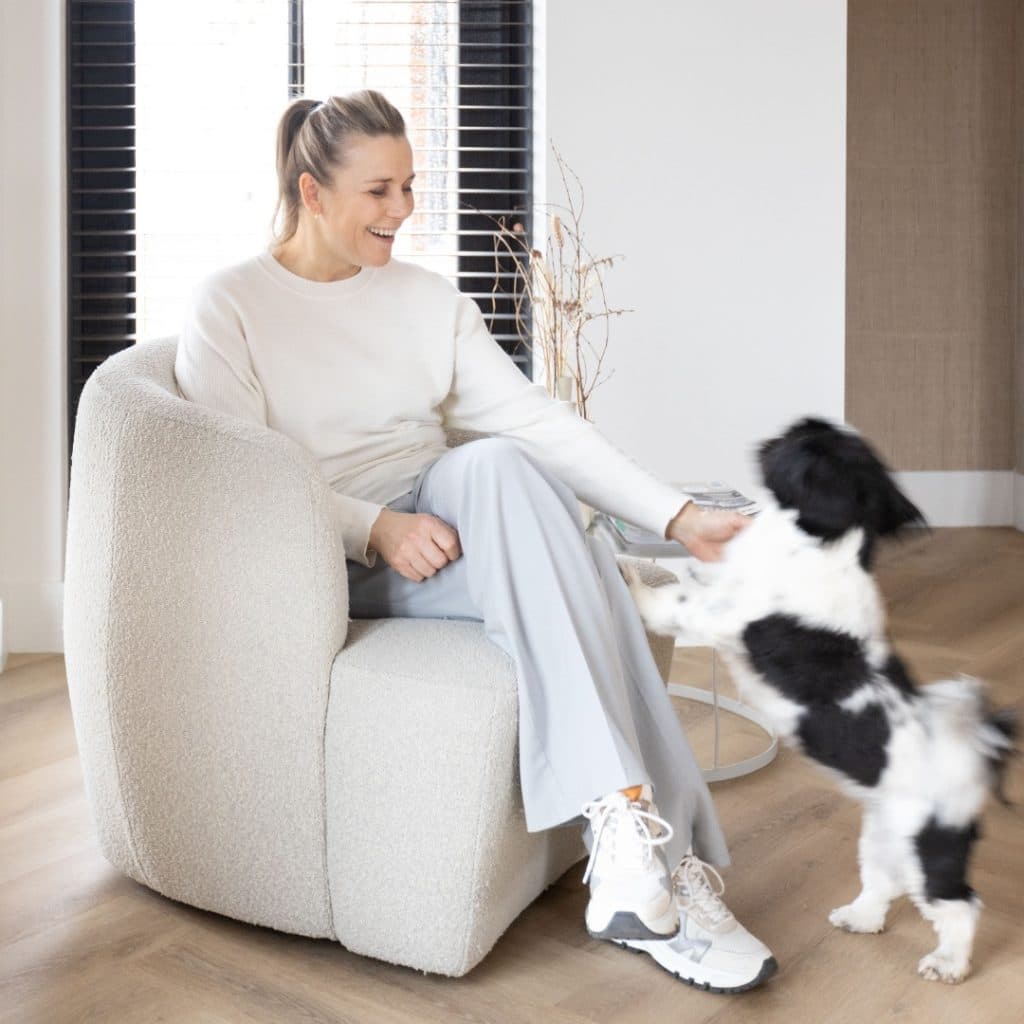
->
[298,171,321,215]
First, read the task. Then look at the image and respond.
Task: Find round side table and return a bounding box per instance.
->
[667,648,778,782]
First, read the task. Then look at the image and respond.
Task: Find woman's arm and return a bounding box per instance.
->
[440,290,696,541]
[174,279,268,424]
[174,279,383,567]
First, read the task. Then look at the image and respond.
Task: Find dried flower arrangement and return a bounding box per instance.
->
[486,143,634,422]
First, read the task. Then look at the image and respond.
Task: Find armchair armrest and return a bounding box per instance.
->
[63,339,346,935]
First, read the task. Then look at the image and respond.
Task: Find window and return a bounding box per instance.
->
[67,0,533,466]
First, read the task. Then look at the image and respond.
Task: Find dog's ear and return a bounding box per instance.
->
[869,475,926,537]
[844,430,927,536]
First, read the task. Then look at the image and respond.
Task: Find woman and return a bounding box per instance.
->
[174,90,776,993]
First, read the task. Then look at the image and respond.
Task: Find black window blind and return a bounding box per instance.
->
[67,0,136,468]
[67,0,533,469]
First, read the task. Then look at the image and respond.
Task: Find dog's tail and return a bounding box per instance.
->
[922,676,1018,804]
[985,706,1019,805]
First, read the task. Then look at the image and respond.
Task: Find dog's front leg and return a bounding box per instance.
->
[680,560,718,588]
[829,806,905,935]
[619,562,732,647]
[624,578,703,640]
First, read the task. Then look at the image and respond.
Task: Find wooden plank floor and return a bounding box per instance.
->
[1,527,1021,1023]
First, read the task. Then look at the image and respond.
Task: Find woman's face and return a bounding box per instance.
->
[307,133,416,270]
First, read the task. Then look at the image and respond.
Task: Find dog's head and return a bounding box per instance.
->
[757,417,926,568]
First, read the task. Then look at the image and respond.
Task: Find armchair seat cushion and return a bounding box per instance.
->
[327,617,583,974]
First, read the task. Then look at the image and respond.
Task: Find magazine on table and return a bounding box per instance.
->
[601,481,760,548]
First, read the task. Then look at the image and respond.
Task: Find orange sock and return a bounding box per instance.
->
[621,785,644,802]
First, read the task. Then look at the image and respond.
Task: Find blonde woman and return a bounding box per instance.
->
[174,90,776,994]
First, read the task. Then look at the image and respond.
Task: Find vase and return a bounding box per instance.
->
[555,374,575,402]
[578,499,596,531]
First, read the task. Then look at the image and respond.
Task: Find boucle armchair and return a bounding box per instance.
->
[62,336,679,977]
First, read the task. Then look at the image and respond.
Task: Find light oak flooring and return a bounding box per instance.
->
[1,528,1022,1023]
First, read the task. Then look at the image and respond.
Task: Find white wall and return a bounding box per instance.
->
[0,0,66,657]
[544,0,847,500]
[0,0,847,654]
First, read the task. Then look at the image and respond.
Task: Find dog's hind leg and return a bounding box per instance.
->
[914,896,980,984]
[910,816,982,983]
[829,805,904,934]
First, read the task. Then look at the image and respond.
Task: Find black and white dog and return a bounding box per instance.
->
[623,417,1016,983]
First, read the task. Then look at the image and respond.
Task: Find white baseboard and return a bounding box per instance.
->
[893,471,1017,527]
[1016,473,1024,532]
[0,581,65,656]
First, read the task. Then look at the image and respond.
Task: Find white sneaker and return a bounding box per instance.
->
[581,791,679,941]
[611,854,778,993]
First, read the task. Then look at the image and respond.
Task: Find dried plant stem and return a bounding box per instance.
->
[482,142,633,422]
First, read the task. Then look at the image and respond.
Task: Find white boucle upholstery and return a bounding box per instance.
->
[63,337,679,976]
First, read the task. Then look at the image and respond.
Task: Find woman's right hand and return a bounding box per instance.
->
[368,507,462,581]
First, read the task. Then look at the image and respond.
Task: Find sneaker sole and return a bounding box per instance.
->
[587,909,681,942]
[613,940,779,994]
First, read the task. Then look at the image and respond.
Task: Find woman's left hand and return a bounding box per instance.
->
[665,502,751,562]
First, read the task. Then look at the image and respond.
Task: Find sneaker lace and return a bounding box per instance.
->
[673,854,733,927]
[580,794,674,886]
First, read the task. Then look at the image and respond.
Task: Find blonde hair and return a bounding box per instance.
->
[270,90,406,246]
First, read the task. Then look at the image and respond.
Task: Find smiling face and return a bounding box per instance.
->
[303,132,416,270]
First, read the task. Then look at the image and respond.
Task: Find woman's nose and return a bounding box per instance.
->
[387,193,413,220]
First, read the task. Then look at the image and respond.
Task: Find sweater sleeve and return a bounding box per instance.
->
[439,290,694,539]
[173,279,384,568]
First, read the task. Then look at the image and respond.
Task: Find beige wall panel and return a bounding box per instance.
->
[847,331,1014,470]
[847,163,1014,337]
[846,0,1017,471]
[1017,17,1024,475]
[848,0,1016,168]
[1018,160,1024,474]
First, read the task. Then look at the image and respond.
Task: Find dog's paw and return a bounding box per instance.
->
[917,952,969,984]
[829,903,886,934]
[623,579,689,636]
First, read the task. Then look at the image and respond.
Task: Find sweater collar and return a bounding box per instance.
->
[257,248,379,299]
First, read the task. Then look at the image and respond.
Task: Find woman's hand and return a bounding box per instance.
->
[368,507,462,582]
[665,501,751,562]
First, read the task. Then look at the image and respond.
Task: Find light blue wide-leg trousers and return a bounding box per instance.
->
[345,437,730,869]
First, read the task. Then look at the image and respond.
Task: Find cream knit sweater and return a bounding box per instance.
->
[174,249,693,567]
